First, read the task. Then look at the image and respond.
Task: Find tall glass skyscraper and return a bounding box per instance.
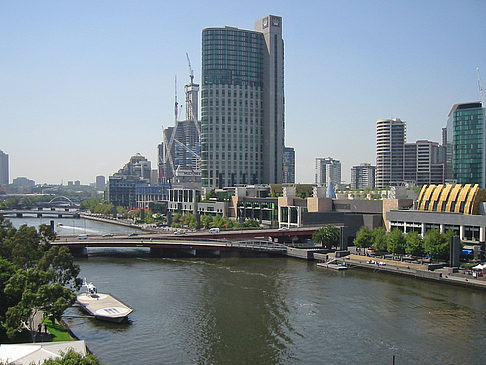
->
[201,15,284,188]
[446,102,486,187]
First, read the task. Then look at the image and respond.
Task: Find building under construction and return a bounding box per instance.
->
[158,56,201,185]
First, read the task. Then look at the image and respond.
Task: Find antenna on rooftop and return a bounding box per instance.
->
[478,67,485,105]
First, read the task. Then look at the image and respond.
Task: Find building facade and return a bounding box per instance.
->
[201,15,285,188]
[351,163,376,190]
[387,184,486,242]
[446,102,485,188]
[315,157,341,187]
[0,150,9,186]
[95,176,105,191]
[283,147,295,184]
[376,118,406,188]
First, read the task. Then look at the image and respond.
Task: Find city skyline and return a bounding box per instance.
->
[1,1,485,185]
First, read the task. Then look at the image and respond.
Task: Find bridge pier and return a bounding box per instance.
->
[69,247,88,257]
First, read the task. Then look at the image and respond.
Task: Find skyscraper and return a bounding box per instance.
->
[446,102,486,187]
[0,150,8,186]
[375,118,406,188]
[315,157,341,187]
[283,147,295,184]
[201,15,285,187]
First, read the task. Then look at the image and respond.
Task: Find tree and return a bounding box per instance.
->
[371,227,388,252]
[4,267,76,341]
[0,218,80,342]
[312,225,340,249]
[387,229,406,255]
[243,219,260,228]
[423,229,450,260]
[405,231,424,256]
[200,215,213,229]
[354,226,374,248]
[42,349,102,365]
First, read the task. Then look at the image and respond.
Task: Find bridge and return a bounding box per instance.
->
[51,236,288,257]
[0,208,80,218]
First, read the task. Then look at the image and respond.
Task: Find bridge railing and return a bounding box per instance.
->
[225,240,287,251]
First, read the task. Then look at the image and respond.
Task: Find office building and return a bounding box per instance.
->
[201,15,285,187]
[315,157,341,187]
[283,147,295,184]
[351,163,376,190]
[0,150,9,186]
[95,176,105,191]
[446,102,486,187]
[376,118,406,188]
[107,154,153,208]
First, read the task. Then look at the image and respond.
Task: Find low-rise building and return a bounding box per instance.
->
[387,184,486,242]
[278,186,413,245]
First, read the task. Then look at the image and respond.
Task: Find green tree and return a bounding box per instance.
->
[172,213,182,224]
[200,215,213,229]
[312,225,340,249]
[0,219,80,342]
[42,349,102,364]
[423,229,450,260]
[243,219,260,228]
[387,229,406,255]
[405,231,424,256]
[371,227,388,252]
[211,215,224,228]
[116,206,128,218]
[4,267,76,341]
[354,226,374,248]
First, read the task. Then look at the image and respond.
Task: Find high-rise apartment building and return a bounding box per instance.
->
[315,157,341,187]
[376,118,406,188]
[283,147,295,184]
[351,163,376,190]
[0,150,8,186]
[201,15,285,187]
[446,102,486,187]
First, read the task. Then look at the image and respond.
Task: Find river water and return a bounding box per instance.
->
[9,218,486,364]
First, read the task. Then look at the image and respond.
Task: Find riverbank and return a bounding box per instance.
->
[286,247,486,290]
[80,213,150,231]
[342,254,486,290]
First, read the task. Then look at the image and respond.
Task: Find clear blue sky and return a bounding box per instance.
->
[1,0,485,185]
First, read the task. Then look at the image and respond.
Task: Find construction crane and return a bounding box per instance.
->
[186,52,194,85]
[478,67,485,105]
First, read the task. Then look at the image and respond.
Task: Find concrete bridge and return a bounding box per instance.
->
[0,208,80,218]
[51,236,288,258]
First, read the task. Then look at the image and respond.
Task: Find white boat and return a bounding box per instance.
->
[77,279,133,323]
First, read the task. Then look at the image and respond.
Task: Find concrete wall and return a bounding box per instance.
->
[306,197,333,212]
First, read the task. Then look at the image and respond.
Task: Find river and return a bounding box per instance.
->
[9,218,486,364]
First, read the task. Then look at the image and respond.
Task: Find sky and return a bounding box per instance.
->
[1,0,485,185]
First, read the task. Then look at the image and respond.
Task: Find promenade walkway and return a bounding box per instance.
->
[343,254,486,290]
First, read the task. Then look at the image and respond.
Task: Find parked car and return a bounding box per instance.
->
[128,232,138,237]
[77,234,88,239]
[102,233,114,237]
[209,228,220,233]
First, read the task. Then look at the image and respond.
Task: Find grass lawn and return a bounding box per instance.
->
[43,317,75,342]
